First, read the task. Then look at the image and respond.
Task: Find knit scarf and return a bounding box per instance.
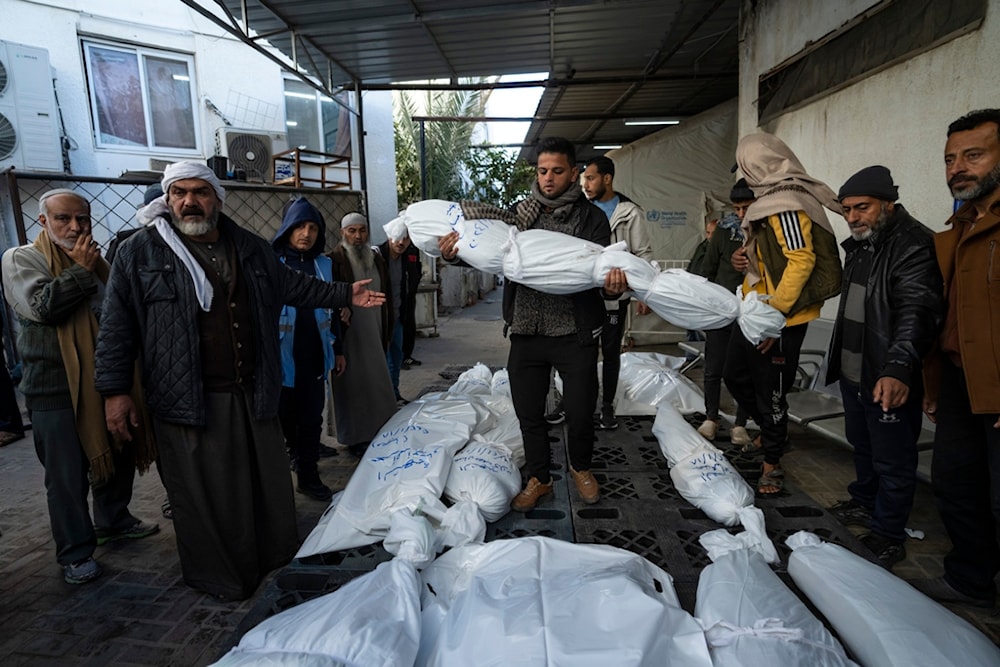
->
[35,231,156,484]
[460,182,584,232]
[514,181,585,231]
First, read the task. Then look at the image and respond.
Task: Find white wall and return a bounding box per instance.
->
[739,0,1000,233]
[1,0,395,216]
[361,89,399,244]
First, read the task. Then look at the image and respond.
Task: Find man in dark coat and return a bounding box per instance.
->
[94,162,384,600]
[824,165,943,569]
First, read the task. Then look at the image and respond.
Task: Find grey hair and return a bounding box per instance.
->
[38,189,90,217]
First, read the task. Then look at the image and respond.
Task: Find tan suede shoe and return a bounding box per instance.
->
[511,477,554,512]
[570,468,601,504]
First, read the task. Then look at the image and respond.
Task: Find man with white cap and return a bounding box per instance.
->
[94,161,385,600]
[2,188,158,585]
[328,212,397,458]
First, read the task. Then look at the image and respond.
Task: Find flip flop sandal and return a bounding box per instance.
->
[757,467,785,497]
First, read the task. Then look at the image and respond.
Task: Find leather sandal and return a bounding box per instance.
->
[757,466,785,497]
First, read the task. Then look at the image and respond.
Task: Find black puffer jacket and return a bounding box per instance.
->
[825,205,943,396]
[95,213,352,426]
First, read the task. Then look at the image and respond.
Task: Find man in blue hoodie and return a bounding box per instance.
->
[272,197,344,501]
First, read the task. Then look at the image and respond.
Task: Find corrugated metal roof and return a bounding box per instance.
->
[185,0,740,164]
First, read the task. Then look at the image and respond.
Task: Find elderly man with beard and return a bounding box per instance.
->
[911,109,1000,608]
[94,162,385,601]
[328,212,397,458]
[2,189,158,585]
[823,166,942,569]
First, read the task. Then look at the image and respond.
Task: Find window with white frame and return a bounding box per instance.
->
[283,79,350,156]
[82,40,199,152]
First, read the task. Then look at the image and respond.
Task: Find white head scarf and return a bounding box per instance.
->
[341,212,368,229]
[161,161,226,203]
[134,161,228,312]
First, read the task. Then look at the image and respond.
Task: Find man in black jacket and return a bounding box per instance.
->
[94,162,385,600]
[440,137,626,511]
[824,166,943,568]
[378,233,421,403]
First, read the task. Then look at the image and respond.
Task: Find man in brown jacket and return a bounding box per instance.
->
[914,109,1000,609]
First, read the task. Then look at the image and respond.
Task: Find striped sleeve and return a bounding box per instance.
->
[778,210,806,250]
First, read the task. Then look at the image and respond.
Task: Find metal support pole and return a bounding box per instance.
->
[419,119,427,201]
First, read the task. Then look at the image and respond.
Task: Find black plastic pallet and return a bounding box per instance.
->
[437,364,506,380]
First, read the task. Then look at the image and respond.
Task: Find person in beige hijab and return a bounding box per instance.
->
[724,133,843,496]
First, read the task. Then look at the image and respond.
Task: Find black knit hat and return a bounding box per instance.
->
[838,165,898,202]
[730,177,755,202]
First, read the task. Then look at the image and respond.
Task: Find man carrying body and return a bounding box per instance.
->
[726,133,843,497]
[328,213,398,458]
[2,189,157,585]
[914,109,1000,608]
[378,232,420,404]
[824,166,942,568]
[94,162,384,600]
[440,137,627,511]
[581,156,654,430]
[272,197,345,502]
[692,179,755,446]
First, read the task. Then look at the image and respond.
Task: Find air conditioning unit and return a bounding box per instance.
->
[215,128,278,182]
[0,40,62,172]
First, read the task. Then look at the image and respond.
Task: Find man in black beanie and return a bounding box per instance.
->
[824,165,943,568]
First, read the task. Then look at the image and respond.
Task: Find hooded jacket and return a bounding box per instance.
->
[272,198,342,387]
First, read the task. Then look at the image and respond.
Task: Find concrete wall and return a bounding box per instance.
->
[739,0,1000,233]
[1,0,396,227]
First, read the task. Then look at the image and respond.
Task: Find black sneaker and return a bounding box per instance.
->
[64,557,102,584]
[296,476,334,502]
[544,410,566,425]
[597,405,618,430]
[95,519,159,546]
[318,445,339,458]
[860,532,906,569]
[402,357,422,367]
[828,498,874,527]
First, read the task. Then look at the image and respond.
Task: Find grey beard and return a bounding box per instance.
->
[50,233,76,250]
[172,209,219,237]
[343,239,374,272]
[952,162,1000,201]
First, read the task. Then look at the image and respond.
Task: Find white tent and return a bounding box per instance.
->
[608,98,738,344]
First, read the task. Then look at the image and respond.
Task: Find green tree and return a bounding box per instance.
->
[463,145,534,209]
[393,84,490,207]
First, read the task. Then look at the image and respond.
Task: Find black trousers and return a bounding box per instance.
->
[402,299,417,360]
[931,360,1000,600]
[600,302,627,407]
[0,363,24,433]
[723,322,808,465]
[33,406,138,565]
[508,333,599,483]
[704,324,748,424]
[278,375,326,479]
[840,379,921,542]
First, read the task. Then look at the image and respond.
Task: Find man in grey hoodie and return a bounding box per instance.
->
[581,156,654,429]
